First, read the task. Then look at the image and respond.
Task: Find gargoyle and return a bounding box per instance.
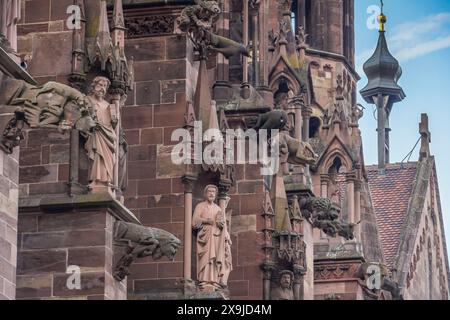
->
[113,221,181,281]
[0,72,95,154]
[176,0,249,59]
[177,0,221,32]
[253,110,289,131]
[300,197,356,240]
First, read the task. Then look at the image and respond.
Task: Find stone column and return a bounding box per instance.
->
[346,172,356,225]
[301,105,312,142]
[182,175,196,280]
[293,267,305,300]
[242,0,249,83]
[354,179,362,240]
[249,0,260,88]
[0,105,19,300]
[320,174,330,198]
[213,0,233,104]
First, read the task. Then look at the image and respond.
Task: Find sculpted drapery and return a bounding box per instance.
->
[84,76,118,190]
[193,185,232,291]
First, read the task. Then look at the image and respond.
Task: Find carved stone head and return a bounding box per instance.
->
[279,270,294,289]
[89,76,111,100]
[196,0,221,15]
[204,184,218,203]
[150,227,182,261]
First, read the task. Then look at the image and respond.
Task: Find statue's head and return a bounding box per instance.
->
[279,270,294,290]
[151,228,181,261]
[89,76,111,100]
[204,184,218,203]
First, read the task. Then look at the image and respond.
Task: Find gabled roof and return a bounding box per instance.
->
[366,162,418,270]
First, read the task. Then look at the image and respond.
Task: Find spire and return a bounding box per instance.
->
[112,0,125,50]
[194,59,212,132]
[96,0,112,70]
[112,0,125,30]
[360,1,405,170]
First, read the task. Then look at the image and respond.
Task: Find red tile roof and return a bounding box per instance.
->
[366,162,418,270]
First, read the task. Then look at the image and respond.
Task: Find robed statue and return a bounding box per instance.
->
[193,185,232,291]
[84,76,118,191]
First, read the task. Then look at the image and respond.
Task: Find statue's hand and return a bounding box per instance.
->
[111,116,118,129]
[216,220,225,230]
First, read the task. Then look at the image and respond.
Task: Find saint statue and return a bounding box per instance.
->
[271,270,294,300]
[192,185,232,291]
[84,76,118,191]
[0,0,21,51]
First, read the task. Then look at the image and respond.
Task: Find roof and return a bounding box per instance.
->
[366,162,418,269]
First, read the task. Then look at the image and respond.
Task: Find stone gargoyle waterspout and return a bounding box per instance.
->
[0,72,95,154]
[113,221,182,281]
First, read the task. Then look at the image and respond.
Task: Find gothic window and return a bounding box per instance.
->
[309,116,321,138]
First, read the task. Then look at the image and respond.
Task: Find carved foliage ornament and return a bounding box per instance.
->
[125,15,175,38]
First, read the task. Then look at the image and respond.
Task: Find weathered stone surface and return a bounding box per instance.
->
[141,128,163,145]
[27,32,73,76]
[53,272,105,297]
[16,275,52,299]
[231,215,257,235]
[19,165,58,184]
[134,60,186,82]
[125,38,165,61]
[21,230,105,250]
[25,0,50,23]
[67,248,106,272]
[122,106,153,129]
[156,145,185,178]
[161,80,186,104]
[17,250,67,275]
[136,81,161,105]
[49,145,70,164]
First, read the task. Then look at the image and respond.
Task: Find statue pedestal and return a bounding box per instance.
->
[16,193,139,300]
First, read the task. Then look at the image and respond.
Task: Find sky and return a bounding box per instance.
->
[354,0,450,256]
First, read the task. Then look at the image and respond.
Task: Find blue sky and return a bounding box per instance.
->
[355,1,450,256]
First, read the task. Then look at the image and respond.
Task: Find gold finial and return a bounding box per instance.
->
[378,0,387,32]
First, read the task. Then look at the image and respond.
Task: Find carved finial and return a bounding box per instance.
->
[419,113,431,160]
[96,0,112,69]
[113,0,125,30]
[378,0,387,32]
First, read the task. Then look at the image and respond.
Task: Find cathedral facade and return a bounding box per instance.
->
[0,0,448,300]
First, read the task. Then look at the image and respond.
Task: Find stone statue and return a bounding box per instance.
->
[176,0,249,59]
[177,0,221,32]
[192,185,230,291]
[0,72,95,154]
[271,270,294,300]
[253,110,289,131]
[113,221,181,281]
[279,130,317,166]
[0,0,20,51]
[84,76,118,191]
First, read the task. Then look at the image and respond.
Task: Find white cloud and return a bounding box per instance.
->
[356,12,450,72]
